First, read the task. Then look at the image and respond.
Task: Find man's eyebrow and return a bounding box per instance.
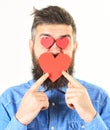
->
[60,34,71,38]
[40,34,51,37]
[40,34,71,38]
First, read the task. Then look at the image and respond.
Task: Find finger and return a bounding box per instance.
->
[66,87,81,93]
[68,82,73,88]
[66,92,81,98]
[41,99,49,110]
[62,71,81,88]
[36,92,49,101]
[36,94,48,101]
[65,97,75,109]
[30,73,49,91]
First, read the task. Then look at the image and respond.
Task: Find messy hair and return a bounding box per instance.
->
[31,6,77,40]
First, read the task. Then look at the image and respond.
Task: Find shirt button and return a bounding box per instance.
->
[81,125,85,129]
[51,126,54,130]
[52,102,55,106]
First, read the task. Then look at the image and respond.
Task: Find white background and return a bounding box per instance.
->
[0,0,110,95]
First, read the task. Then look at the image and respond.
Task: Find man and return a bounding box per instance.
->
[0,6,110,130]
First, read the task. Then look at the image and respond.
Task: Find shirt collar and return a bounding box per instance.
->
[38,85,67,93]
[29,79,67,93]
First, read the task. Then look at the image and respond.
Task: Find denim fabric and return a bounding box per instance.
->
[0,79,110,130]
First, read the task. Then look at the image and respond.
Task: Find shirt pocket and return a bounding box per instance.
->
[68,120,85,130]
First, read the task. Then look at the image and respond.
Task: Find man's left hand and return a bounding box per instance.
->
[62,71,96,123]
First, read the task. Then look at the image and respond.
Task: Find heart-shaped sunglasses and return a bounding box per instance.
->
[40,36,69,49]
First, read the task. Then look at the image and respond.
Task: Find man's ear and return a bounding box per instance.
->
[74,41,78,54]
[29,39,34,54]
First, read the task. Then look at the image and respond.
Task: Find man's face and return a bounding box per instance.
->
[30,24,77,59]
[30,24,77,89]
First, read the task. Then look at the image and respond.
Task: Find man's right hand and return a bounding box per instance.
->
[16,73,49,125]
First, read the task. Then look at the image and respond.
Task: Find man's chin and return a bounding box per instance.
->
[43,75,68,90]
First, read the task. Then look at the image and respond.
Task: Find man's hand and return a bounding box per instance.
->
[16,73,49,125]
[62,71,96,123]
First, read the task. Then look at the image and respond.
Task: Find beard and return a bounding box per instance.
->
[31,50,75,90]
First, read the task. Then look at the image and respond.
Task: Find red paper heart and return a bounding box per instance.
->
[56,37,69,49]
[39,53,71,82]
[40,36,69,49]
[40,36,54,49]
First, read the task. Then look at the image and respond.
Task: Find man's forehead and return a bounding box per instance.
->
[36,24,73,38]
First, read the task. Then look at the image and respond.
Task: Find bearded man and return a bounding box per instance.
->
[0,6,110,130]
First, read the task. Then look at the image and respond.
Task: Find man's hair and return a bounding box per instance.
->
[31,6,77,40]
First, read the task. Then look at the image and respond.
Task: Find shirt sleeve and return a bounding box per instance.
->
[0,100,27,130]
[85,113,108,130]
[85,95,110,130]
[5,116,27,130]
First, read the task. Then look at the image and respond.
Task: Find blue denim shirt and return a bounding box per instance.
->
[0,79,110,130]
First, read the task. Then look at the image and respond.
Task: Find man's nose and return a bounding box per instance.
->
[49,43,61,55]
